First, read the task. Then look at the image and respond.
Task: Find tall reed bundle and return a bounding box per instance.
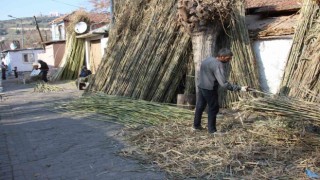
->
[88,0,192,103]
[280,0,320,102]
[89,0,260,107]
[218,0,261,107]
[51,11,88,81]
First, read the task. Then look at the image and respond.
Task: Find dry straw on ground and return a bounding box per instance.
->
[121,112,320,179]
[56,93,320,179]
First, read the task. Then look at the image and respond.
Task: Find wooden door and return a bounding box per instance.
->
[89,40,102,74]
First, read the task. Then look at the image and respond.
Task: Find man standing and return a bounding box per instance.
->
[193,48,249,134]
[1,62,7,80]
[38,60,49,82]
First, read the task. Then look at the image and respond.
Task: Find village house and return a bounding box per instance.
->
[76,24,109,74]
[1,48,44,73]
[38,40,65,68]
[38,12,109,73]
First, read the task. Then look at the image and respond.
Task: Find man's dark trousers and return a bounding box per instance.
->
[41,70,48,82]
[194,87,220,133]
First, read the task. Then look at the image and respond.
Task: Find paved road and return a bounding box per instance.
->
[0,78,164,180]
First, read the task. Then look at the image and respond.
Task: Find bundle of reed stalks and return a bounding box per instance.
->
[280,0,320,102]
[218,0,261,107]
[235,94,320,126]
[56,93,195,125]
[89,0,260,109]
[51,11,88,81]
[88,0,192,103]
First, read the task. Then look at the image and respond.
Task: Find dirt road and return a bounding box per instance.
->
[0,77,164,180]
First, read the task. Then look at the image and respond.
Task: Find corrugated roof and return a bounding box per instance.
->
[245,0,301,11]
[76,25,110,39]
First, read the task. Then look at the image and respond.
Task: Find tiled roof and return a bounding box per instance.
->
[245,0,301,11]
[50,11,110,24]
[50,14,68,24]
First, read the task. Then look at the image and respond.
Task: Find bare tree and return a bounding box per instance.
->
[89,0,111,12]
[177,0,235,94]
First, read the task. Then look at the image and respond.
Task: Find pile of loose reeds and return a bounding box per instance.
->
[33,83,64,93]
[51,11,88,81]
[235,94,320,126]
[55,92,320,179]
[56,93,195,125]
[280,0,320,102]
[121,113,320,179]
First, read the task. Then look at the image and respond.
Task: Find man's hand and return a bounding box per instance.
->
[241,86,249,92]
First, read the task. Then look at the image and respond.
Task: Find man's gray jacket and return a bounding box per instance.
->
[197,57,241,91]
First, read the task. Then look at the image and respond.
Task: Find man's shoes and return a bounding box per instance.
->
[192,126,205,131]
[208,130,226,136]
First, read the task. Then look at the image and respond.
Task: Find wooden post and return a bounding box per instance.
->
[33,16,46,50]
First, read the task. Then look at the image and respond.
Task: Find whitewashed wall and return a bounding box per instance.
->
[5,49,45,72]
[253,39,293,94]
[51,22,66,41]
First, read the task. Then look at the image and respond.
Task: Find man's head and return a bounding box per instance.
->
[216,48,233,63]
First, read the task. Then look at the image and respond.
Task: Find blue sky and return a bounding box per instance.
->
[0,0,94,20]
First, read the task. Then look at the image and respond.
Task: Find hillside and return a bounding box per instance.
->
[0,15,60,50]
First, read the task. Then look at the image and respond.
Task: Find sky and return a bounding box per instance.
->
[0,0,94,21]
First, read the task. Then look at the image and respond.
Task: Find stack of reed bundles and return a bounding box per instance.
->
[88,0,192,103]
[88,0,261,107]
[280,0,320,103]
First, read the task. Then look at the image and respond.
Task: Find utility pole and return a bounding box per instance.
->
[34,16,46,50]
[110,0,115,26]
[8,15,24,48]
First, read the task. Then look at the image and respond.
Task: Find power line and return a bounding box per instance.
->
[51,0,84,9]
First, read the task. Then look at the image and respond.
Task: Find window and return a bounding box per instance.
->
[23,53,35,63]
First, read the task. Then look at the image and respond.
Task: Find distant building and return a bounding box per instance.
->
[49,12,63,17]
[43,11,110,71]
[1,48,45,72]
[76,25,109,74]
[49,12,109,41]
[38,40,65,68]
